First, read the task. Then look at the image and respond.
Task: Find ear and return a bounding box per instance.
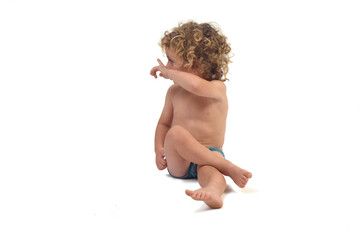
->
[190,59,202,76]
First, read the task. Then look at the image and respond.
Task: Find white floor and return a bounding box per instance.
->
[1,124,359,239]
[0,1,359,239]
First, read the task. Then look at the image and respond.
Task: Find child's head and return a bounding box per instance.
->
[160,21,232,82]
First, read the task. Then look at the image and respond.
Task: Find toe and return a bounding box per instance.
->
[185,189,194,197]
[201,192,207,200]
[198,192,203,199]
[194,191,200,199]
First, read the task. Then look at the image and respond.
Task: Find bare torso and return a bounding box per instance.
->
[170,84,228,149]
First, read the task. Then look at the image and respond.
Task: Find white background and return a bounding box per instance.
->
[0,0,359,239]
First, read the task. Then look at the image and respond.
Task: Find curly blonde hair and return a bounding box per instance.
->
[160,21,232,81]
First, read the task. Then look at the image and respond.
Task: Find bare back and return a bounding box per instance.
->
[170,83,228,149]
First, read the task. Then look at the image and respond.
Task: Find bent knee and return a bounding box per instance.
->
[165,125,188,144]
[168,125,186,134]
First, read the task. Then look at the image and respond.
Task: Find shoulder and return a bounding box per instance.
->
[210,80,227,90]
[210,80,227,98]
[167,84,181,95]
[165,84,181,101]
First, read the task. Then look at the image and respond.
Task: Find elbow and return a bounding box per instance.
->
[157,121,171,129]
[190,80,202,95]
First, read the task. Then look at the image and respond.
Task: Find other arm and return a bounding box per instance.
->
[154,85,175,170]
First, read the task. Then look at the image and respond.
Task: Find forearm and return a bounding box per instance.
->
[154,122,170,152]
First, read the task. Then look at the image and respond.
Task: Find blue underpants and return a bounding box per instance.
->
[168,147,225,179]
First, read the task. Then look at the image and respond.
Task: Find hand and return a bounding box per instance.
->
[155,148,167,170]
[150,59,170,79]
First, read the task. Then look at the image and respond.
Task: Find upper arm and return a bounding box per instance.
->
[193,80,227,99]
[157,85,176,127]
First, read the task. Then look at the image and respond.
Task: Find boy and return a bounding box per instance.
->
[150,21,252,209]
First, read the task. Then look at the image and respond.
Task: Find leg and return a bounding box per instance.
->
[164,125,252,187]
[163,126,191,178]
[185,165,226,208]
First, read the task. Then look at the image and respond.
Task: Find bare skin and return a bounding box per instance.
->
[186,165,226,208]
[151,48,252,208]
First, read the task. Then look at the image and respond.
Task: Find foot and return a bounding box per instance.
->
[228,165,252,188]
[185,187,223,209]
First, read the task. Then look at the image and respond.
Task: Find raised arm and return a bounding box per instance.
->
[150,59,226,99]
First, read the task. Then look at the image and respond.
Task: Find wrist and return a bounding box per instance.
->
[155,146,164,153]
[166,68,174,80]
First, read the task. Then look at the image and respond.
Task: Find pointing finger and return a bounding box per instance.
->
[157,58,165,67]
